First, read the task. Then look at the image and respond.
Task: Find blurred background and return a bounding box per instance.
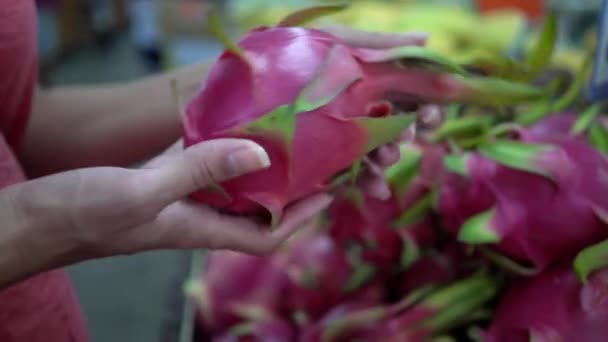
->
[33,0,603,341]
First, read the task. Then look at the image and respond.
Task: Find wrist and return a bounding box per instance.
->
[0,185,78,288]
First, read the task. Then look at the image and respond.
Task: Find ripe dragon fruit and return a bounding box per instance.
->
[396,242,477,296]
[282,233,381,321]
[438,116,608,272]
[323,142,448,274]
[299,273,497,342]
[182,6,545,225]
[185,251,290,334]
[485,239,608,342]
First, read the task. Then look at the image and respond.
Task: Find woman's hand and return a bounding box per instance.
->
[0,139,331,287]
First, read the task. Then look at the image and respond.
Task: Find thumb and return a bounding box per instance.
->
[142,138,270,208]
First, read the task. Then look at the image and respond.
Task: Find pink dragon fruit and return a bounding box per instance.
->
[323,142,447,274]
[186,251,289,334]
[485,249,608,342]
[298,282,386,341]
[438,117,608,271]
[282,233,380,320]
[396,242,475,296]
[182,6,545,224]
[301,273,497,341]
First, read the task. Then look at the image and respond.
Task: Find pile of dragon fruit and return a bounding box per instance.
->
[180,6,608,341]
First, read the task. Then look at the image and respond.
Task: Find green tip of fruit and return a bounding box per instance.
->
[478,140,557,180]
[400,234,420,269]
[366,45,467,75]
[588,122,608,156]
[357,113,417,155]
[385,144,422,197]
[572,103,602,136]
[444,154,470,176]
[460,76,548,106]
[392,192,434,229]
[458,209,500,244]
[208,10,247,59]
[525,11,558,78]
[277,4,349,27]
[573,238,608,284]
[343,263,376,293]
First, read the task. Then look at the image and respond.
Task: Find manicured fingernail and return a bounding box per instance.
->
[226,142,271,178]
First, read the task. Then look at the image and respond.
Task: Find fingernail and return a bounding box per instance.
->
[226,142,271,178]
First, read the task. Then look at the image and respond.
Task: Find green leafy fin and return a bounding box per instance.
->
[239,104,297,187]
[573,239,608,284]
[525,11,558,78]
[552,51,593,112]
[516,100,552,126]
[348,160,361,185]
[458,208,500,244]
[431,116,493,142]
[278,4,349,27]
[399,233,420,269]
[572,103,602,135]
[421,274,498,333]
[457,75,548,106]
[443,153,471,176]
[588,122,608,155]
[478,140,558,180]
[478,246,539,276]
[354,114,417,156]
[293,44,363,114]
[358,45,467,75]
[392,192,434,229]
[385,144,423,198]
[208,10,247,60]
[343,263,375,293]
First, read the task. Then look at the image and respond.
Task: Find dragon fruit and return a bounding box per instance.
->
[282,233,379,320]
[299,273,497,341]
[186,251,289,333]
[485,243,608,342]
[182,6,545,224]
[438,116,608,271]
[396,242,476,296]
[323,142,447,274]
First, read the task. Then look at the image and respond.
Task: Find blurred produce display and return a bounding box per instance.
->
[177,4,608,342]
[228,0,597,72]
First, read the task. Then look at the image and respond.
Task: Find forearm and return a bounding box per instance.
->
[0,184,74,288]
[19,62,210,177]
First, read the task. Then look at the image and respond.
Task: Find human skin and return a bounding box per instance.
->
[0,27,439,288]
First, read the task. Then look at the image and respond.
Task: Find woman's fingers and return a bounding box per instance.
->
[137,138,270,210]
[143,193,332,255]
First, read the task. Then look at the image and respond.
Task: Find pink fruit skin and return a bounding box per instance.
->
[183,26,469,219]
[325,143,447,272]
[486,264,608,342]
[199,251,289,333]
[397,243,472,295]
[439,119,608,271]
[283,234,365,319]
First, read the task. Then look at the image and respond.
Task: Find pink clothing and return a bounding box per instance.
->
[0,1,88,341]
